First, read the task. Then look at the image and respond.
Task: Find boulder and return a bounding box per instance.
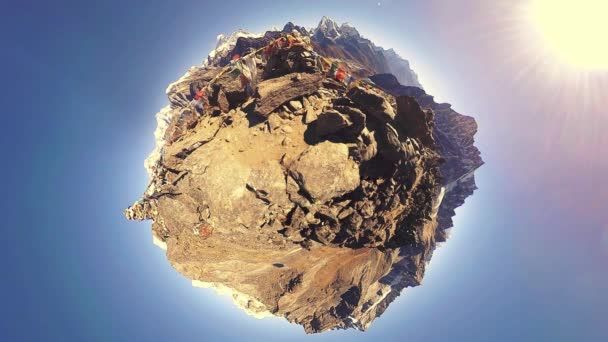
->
[315,110,352,136]
[346,85,395,122]
[289,141,360,203]
[395,95,435,146]
[255,73,324,117]
[376,123,403,162]
[333,105,366,138]
[217,88,230,113]
[356,128,378,162]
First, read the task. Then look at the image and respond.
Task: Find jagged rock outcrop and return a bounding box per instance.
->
[311,17,422,88]
[368,73,483,233]
[125,18,482,334]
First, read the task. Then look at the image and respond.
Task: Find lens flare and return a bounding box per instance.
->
[527,0,608,70]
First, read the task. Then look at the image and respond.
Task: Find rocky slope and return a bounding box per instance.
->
[125,17,482,333]
[368,73,483,236]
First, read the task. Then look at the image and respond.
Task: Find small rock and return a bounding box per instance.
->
[305,212,321,225]
[218,89,230,113]
[277,111,291,120]
[304,107,319,124]
[337,207,354,220]
[267,114,283,132]
[288,100,303,111]
[302,97,311,109]
[289,141,360,203]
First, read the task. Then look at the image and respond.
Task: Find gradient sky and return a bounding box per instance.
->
[1,0,606,341]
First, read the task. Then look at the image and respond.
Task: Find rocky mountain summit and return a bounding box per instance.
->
[125,17,482,333]
[205,17,422,88]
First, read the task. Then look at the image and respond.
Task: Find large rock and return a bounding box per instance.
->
[255,73,324,117]
[395,95,435,147]
[346,85,395,122]
[315,110,352,136]
[289,141,360,202]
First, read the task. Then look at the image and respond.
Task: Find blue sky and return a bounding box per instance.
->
[1,0,606,341]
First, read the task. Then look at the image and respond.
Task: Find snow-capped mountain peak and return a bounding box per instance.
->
[315,16,341,39]
[339,22,360,38]
[204,29,262,66]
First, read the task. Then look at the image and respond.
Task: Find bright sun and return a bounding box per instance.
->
[527,0,608,70]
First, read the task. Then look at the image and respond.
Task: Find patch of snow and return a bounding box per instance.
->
[315,16,342,39]
[339,22,360,38]
[347,315,364,330]
[165,68,194,95]
[382,48,423,88]
[144,105,173,188]
[152,234,167,251]
[148,234,271,319]
[431,187,446,219]
[148,233,272,319]
[362,270,404,317]
[445,169,475,193]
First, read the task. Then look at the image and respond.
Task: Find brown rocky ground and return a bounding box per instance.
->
[125,22,481,333]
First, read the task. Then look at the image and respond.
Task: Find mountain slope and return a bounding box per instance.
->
[126,17,483,334]
[369,73,483,235]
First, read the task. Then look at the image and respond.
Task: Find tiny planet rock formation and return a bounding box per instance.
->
[125,17,483,333]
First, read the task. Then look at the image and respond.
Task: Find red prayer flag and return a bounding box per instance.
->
[194,88,205,100]
[335,68,346,82]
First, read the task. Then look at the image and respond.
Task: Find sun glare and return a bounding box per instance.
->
[528,0,608,70]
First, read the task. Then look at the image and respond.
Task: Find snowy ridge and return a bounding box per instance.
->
[204,29,262,66]
[382,48,422,88]
[146,65,202,189]
[338,22,360,38]
[144,105,173,191]
[165,67,196,95]
[314,16,342,39]
[191,280,275,319]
